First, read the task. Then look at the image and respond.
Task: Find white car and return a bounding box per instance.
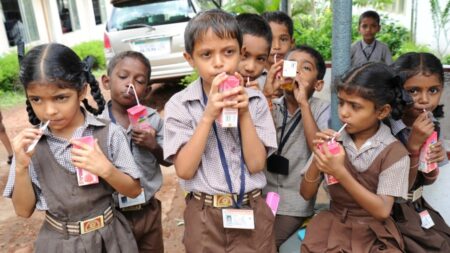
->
[105,0,219,81]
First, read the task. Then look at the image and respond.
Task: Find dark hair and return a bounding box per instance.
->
[107,51,151,83]
[286,45,326,80]
[337,62,412,120]
[184,9,242,56]
[20,43,105,125]
[261,11,293,37]
[236,13,272,53]
[359,10,380,25]
[392,52,444,118]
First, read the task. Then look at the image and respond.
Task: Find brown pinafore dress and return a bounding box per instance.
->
[301,141,407,253]
[31,122,138,253]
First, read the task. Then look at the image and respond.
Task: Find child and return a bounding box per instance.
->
[262,45,330,249]
[351,10,393,67]
[0,110,13,164]
[163,9,278,253]
[262,11,295,97]
[3,43,141,252]
[101,51,170,253]
[389,52,450,252]
[236,13,272,90]
[300,62,410,252]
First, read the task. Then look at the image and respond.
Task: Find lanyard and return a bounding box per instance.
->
[202,89,246,208]
[360,40,377,61]
[278,100,302,155]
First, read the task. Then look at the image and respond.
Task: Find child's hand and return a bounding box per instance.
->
[427,141,446,164]
[132,127,157,150]
[313,141,346,178]
[203,72,238,123]
[70,139,113,178]
[407,112,435,152]
[263,60,284,97]
[293,78,311,106]
[245,79,260,90]
[11,128,43,171]
[229,72,250,116]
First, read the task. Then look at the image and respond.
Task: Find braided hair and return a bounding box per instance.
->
[336,62,413,120]
[19,43,105,125]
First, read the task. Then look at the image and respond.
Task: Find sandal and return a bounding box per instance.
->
[7,155,12,165]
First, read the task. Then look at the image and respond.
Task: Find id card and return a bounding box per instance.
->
[118,188,146,208]
[222,209,255,230]
[419,210,435,229]
[267,154,289,175]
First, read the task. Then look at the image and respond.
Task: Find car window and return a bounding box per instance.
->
[108,0,195,31]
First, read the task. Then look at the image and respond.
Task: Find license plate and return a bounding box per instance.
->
[131,37,171,57]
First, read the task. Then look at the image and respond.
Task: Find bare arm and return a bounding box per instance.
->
[12,167,36,218]
[300,159,322,200]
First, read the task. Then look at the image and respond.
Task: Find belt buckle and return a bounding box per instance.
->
[121,204,142,212]
[80,215,104,234]
[213,194,234,208]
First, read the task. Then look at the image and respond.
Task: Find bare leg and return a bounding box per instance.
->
[0,111,13,157]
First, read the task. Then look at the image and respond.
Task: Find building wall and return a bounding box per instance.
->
[0,0,109,55]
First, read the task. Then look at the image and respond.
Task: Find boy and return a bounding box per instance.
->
[101,51,169,253]
[261,11,295,70]
[351,10,392,67]
[236,13,272,90]
[263,45,330,249]
[163,9,278,253]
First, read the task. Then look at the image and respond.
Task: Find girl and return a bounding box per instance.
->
[390,52,450,253]
[3,43,141,252]
[300,62,410,252]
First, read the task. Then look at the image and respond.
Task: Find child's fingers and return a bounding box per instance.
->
[210,72,228,95]
[233,72,244,86]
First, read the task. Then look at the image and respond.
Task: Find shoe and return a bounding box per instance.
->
[7,155,12,165]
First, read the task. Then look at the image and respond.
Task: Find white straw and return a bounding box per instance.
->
[331,123,348,142]
[246,77,250,87]
[127,83,140,105]
[274,53,277,63]
[26,120,50,153]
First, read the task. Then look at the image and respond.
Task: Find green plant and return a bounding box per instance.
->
[0,90,26,108]
[72,40,106,70]
[179,71,199,86]
[376,15,411,58]
[223,0,280,14]
[442,54,450,65]
[0,52,20,91]
[393,41,431,60]
[430,0,450,58]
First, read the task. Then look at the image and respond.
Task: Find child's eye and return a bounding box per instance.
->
[135,79,146,85]
[225,49,235,56]
[118,75,127,80]
[407,88,418,95]
[201,52,211,58]
[303,66,312,72]
[281,37,290,43]
[429,87,441,94]
[56,96,68,102]
[29,97,41,104]
[257,56,267,62]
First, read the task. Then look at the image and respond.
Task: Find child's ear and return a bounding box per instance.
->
[79,83,88,101]
[377,104,391,120]
[101,74,111,91]
[183,52,195,68]
[314,80,324,92]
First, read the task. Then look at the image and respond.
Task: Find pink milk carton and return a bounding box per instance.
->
[127,105,151,130]
[266,192,280,216]
[318,140,341,185]
[73,136,99,186]
[219,76,240,128]
[419,131,438,173]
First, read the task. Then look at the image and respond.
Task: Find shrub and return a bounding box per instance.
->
[72,40,106,70]
[442,55,450,65]
[0,52,20,91]
[394,41,431,60]
[179,71,199,86]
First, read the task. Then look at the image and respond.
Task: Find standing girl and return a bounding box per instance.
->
[3,43,141,252]
[300,62,410,252]
[390,52,450,252]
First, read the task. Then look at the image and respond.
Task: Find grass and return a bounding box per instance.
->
[0,90,26,109]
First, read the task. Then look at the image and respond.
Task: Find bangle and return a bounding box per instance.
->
[410,162,419,169]
[304,170,321,183]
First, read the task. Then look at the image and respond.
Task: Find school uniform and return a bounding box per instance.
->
[264,96,330,247]
[101,101,165,253]
[389,118,450,253]
[351,39,393,67]
[3,110,141,253]
[163,78,278,253]
[301,122,410,253]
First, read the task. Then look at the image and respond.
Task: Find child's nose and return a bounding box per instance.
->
[418,92,430,104]
[212,55,224,69]
[244,61,255,73]
[44,103,58,116]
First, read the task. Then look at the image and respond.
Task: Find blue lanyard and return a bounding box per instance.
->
[202,88,246,208]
